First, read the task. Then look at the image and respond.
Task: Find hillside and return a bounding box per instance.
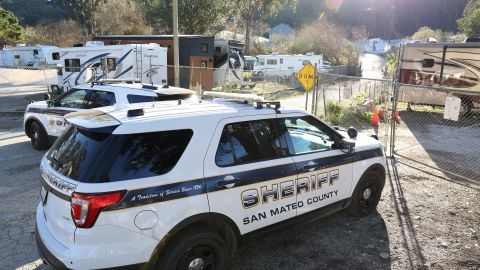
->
[268,0,468,38]
[0,0,469,39]
[0,0,68,25]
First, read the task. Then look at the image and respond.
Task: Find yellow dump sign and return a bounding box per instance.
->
[296,62,315,91]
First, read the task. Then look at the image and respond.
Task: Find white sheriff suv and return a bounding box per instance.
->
[23,81,194,150]
[35,99,386,270]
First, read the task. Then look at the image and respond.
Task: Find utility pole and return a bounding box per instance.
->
[172,0,180,87]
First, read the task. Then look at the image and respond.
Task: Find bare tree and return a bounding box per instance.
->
[94,0,149,35]
[236,0,295,53]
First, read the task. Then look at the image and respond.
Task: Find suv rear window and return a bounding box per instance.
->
[47,126,193,182]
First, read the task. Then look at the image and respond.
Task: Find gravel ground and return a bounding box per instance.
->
[0,118,478,270]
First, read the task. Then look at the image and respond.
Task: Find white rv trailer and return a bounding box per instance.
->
[213,39,245,87]
[252,53,323,77]
[0,50,14,67]
[54,44,168,92]
[3,44,59,67]
[398,42,480,112]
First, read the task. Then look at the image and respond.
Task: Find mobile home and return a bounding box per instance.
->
[213,39,245,87]
[3,44,59,67]
[252,53,323,77]
[398,42,480,112]
[54,44,167,91]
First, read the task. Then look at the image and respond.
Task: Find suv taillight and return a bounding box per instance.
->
[71,190,126,228]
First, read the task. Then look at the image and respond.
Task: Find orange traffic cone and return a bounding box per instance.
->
[371,109,379,126]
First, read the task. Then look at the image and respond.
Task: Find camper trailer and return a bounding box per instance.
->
[53,44,167,91]
[213,39,245,87]
[0,50,14,67]
[398,42,480,113]
[3,44,59,67]
[252,53,323,78]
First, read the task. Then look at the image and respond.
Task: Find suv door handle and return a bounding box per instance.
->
[216,175,240,188]
[302,161,318,172]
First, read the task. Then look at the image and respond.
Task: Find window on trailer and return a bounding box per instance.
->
[267,59,277,65]
[65,59,81,72]
[106,58,117,71]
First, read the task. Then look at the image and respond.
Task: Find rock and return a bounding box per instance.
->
[440,242,448,248]
[448,211,456,216]
[379,252,390,260]
[414,215,421,220]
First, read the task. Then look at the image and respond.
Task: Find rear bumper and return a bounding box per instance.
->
[35,203,158,269]
[35,225,68,269]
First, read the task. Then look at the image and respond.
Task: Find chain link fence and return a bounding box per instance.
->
[391,84,480,183]
[1,64,479,183]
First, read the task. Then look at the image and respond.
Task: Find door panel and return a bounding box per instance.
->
[278,113,353,215]
[48,89,89,137]
[204,116,298,234]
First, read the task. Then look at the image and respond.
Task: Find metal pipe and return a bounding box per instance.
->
[172,0,180,87]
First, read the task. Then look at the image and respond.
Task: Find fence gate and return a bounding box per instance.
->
[389,84,480,183]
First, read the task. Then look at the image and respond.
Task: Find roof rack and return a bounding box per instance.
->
[256,101,281,113]
[91,78,141,86]
[202,91,264,103]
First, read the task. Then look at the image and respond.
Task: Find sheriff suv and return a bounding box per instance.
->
[35,98,386,270]
[23,81,194,150]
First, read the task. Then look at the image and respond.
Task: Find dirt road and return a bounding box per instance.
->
[0,119,478,270]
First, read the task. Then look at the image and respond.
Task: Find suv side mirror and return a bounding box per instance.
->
[341,138,356,153]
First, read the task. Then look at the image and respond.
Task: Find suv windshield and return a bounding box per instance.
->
[47,126,193,183]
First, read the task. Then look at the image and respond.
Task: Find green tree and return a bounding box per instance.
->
[55,0,105,34]
[457,0,480,37]
[0,7,24,46]
[237,0,295,53]
[411,26,451,42]
[138,0,233,34]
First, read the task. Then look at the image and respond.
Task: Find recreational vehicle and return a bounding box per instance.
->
[0,50,14,67]
[398,42,480,113]
[3,44,59,67]
[53,44,167,92]
[213,39,245,87]
[252,53,323,78]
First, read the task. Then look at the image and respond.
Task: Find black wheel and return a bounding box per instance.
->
[156,228,229,270]
[347,170,384,217]
[50,85,63,95]
[29,121,50,150]
[460,99,473,116]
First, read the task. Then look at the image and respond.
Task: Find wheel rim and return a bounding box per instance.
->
[31,127,38,145]
[359,183,377,209]
[178,246,216,270]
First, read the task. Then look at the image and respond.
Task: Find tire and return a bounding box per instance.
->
[29,121,50,150]
[50,85,64,95]
[156,227,229,270]
[347,170,384,217]
[460,99,473,116]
